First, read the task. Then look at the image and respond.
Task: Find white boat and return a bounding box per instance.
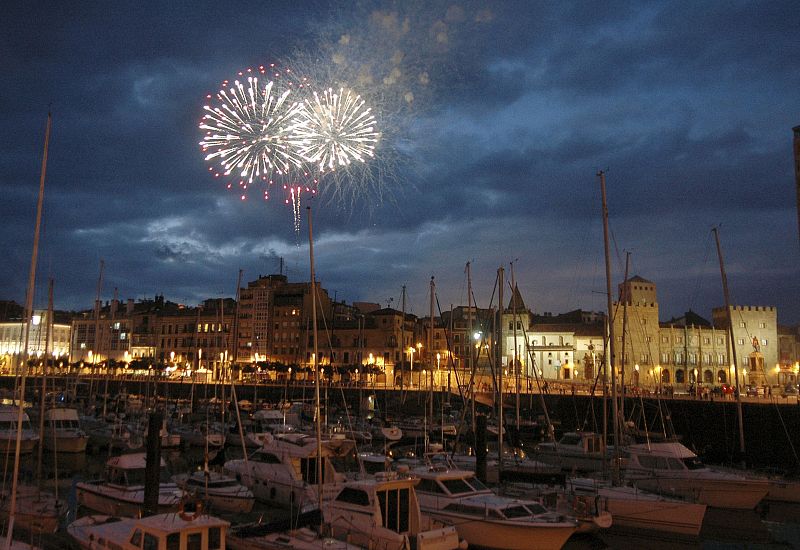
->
[534,432,618,473]
[0,483,66,534]
[0,405,39,454]
[228,525,360,550]
[410,454,579,550]
[68,509,228,549]
[245,409,298,447]
[172,470,255,514]
[323,472,465,550]
[42,407,89,453]
[174,422,225,449]
[567,477,707,536]
[76,452,186,516]
[623,441,769,509]
[224,432,355,512]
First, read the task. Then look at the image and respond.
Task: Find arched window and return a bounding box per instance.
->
[661,369,671,384]
[703,369,713,383]
[675,369,685,384]
[717,369,727,383]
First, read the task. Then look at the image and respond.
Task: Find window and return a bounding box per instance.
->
[759,322,766,329]
[209,527,222,550]
[130,530,142,546]
[703,337,710,345]
[661,336,669,344]
[187,533,202,550]
[336,487,370,506]
[761,339,768,346]
[737,338,745,345]
[167,533,181,550]
[739,322,746,328]
[143,534,159,550]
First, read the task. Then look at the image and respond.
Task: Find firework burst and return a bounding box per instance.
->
[295,87,380,172]
[199,66,309,193]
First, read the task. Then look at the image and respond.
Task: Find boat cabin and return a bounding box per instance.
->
[557,432,606,454]
[74,513,228,550]
[106,453,170,487]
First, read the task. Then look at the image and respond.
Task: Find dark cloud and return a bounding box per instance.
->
[1,0,798,325]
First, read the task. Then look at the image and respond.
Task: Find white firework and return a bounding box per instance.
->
[295,87,380,171]
[200,75,307,184]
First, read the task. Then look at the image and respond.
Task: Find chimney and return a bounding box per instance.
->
[127,298,134,315]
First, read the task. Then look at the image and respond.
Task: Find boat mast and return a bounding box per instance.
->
[467,262,476,437]
[229,269,249,468]
[497,265,504,477]
[712,227,746,459]
[510,261,520,430]
[428,276,435,450]
[5,111,51,550]
[598,170,620,481]
[400,285,406,397]
[37,278,54,487]
[102,287,118,418]
[307,207,323,512]
[89,259,104,403]
[620,251,630,423]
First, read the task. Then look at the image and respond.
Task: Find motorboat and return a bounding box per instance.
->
[323,472,465,550]
[172,470,255,514]
[229,522,360,550]
[567,477,707,536]
[76,452,185,516]
[68,509,228,549]
[410,454,579,550]
[42,407,89,453]
[623,441,769,509]
[224,432,355,512]
[0,405,39,454]
[534,431,618,473]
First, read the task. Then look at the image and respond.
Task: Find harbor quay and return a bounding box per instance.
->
[3,373,799,473]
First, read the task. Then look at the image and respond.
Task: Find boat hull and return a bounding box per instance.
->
[43,434,89,453]
[426,510,577,550]
[603,496,706,536]
[630,476,767,510]
[76,483,182,517]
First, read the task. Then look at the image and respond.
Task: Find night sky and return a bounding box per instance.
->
[2,1,799,325]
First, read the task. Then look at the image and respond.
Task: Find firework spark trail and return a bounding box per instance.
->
[199,71,308,187]
[296,87,380,171]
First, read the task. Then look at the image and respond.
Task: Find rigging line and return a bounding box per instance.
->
[687,229,715,313]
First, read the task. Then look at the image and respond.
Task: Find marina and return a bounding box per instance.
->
[0,375,796,548]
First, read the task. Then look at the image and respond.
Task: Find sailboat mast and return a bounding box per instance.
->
[400,285,406,396]
[307,207,323,512]
[467,262,476,437]
[497,266,504,477]
[620,251,630,423]
[37,278,54,486]
[510,262,520,429]
[6,111,51,549]
[598,171,620,472]
[428,276,435,446]
[712,227,746,457]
